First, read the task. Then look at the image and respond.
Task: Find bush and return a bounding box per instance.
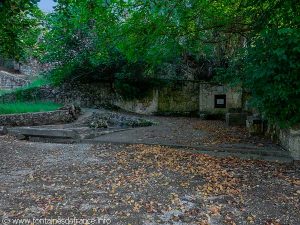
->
[217,28,300,128]
[244,28,300,127]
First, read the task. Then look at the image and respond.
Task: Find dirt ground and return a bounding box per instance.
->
[0,134,299,225]
[91,116,276,148]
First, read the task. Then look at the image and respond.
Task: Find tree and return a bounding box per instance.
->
[0,0,42,61]
[40,0,300,126]
[41,0,244,83]
[218,0,300,127]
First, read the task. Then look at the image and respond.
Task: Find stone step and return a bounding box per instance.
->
[188,150,293,163]
[80,140,291,158]
[8,127,129,141]
[204,146,290,158]
[82,140,294,162]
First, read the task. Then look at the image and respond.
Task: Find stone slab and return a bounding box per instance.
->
[13,127,79,139]
[279,128,300,160]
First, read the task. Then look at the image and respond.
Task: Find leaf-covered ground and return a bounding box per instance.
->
[0,136,299,225]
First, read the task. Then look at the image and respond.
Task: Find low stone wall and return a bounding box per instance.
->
[0,110,75,127]
[0,70,29,90]
[279,128,300,160]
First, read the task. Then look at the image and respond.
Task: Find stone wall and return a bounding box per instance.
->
[115,82,241,115]
[115,90,159,115]
[0,82,113,105]
[199,83,242,113]
[39,83,114,107]
[0,81,242,115]
[19,59,53,77]
[0,70,29,90]
[0,57,51,77]
[279,128,300,160]
[158,82,199,115]
[19,59,42,77]
[0,110,75,127]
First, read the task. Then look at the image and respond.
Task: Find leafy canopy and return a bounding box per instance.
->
[0,0,43,61]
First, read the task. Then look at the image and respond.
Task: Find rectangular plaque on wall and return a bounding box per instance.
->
[214,95,226,108]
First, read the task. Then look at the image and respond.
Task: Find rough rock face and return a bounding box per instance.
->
[89,118,109,128]
[87,112,156,129]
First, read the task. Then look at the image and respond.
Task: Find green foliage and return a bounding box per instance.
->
[0,0,43,61]
[114,62,164,99]
[243,28,300,127]
[41,0,240,97]
[0,101,61,114]
[217,0,300,127]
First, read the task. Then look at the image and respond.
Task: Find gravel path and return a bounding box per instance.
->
[0,136,299,225]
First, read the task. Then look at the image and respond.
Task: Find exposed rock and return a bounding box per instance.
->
[87,112,156,128]
[89,118,108,128]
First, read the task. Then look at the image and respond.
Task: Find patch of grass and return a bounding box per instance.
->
[28,76,49,87]
[0,89,11,96]
[0,102,62,115]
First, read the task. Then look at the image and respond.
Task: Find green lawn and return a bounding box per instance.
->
[0,102,62,115]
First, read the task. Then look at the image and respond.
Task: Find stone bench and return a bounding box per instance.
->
[226,112,248,126]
